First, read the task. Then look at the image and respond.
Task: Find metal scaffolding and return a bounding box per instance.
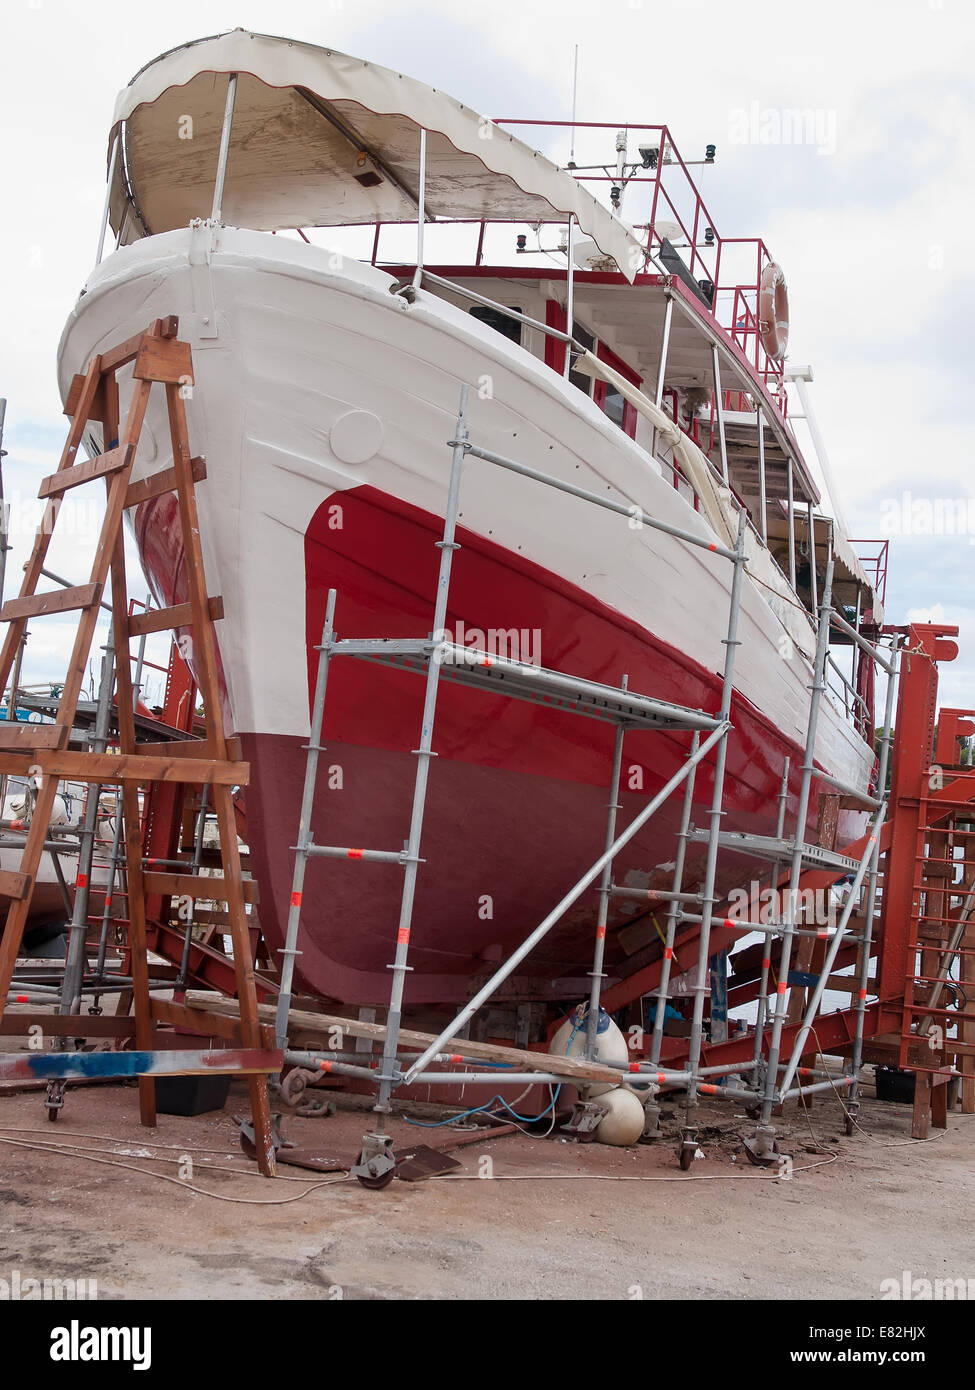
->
[269,383,905,1183]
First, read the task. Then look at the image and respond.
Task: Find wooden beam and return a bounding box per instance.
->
[0,723,67,751]
[63,371,111,424]
[186,993,628,1086]
[133,336,193,386]
[151,997,242,1042]
[1,583,102,622]
[144,871,259,905]
[0,750,249,785]
[0,868,32,900]
[0,1048,282,1081]
[151,995,275,1051]
[0,1013,136,1038]
[124,457,206,510]
[97,330,148,375]
[128,596,223,637]
[39,445,133,498]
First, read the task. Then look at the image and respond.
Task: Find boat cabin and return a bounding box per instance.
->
[96,28,885,737]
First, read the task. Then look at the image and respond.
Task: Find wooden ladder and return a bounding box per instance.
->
[0,317,277,1175]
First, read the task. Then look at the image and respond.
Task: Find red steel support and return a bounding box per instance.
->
[876,624,958,1003]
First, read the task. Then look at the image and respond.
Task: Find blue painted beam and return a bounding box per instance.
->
[0,1048,282,1081]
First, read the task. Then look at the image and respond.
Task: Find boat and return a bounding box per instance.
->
[56,29,883,1007]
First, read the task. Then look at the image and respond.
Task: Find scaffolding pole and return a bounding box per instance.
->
[585,685,627,1058]
[758,551,835,1131]
[685,510,747,1102]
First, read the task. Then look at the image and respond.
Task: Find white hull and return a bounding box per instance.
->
[58,226,873,794]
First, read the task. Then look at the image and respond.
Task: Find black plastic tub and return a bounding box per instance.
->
[154,1073,232,1116]
[875,1065,915,1103]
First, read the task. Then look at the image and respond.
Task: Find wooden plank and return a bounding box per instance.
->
[104,374,157,1130]
[38,445,133,498]
[187,993,628,1086]
[0,777,70,1007]
[0,868,32,900]
[124,457,206,510]
[0,1014,136,1038]
[151,997,241,1042]
[63,372,111,424]
[144,871,259,905]
[151,997,276,1049]
[133,336,193,386]
[0,723,67,751]
[128,596,223,638]
[0,1047,282,1081]
[136,738,217,759]
[97,330,147,375]
[1,583,102,622]
[165,384,226,759]
[912,1071,932,1139]
[0,750,249,785]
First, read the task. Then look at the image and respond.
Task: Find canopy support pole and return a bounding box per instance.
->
[413,128,427,290]
[95,134,120,266]
[563,216,575,379]
[211,73,238,224]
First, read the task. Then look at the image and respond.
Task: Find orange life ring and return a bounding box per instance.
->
[759,261,789,359]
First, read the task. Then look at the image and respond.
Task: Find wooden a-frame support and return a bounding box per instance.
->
[0,317,278,1176]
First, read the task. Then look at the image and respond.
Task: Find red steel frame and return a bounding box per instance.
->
[591,623,975,1085]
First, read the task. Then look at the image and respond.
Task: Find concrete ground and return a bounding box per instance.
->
[1,1076,972,1300]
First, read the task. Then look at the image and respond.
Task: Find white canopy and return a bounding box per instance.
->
[107,29,643,281]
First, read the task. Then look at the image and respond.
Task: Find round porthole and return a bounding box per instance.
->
[330,410,384,465]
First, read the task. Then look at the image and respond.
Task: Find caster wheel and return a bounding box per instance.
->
[844,1111,855,1136]
[47,1107,59,1123]
[356,1168,396,1190]
[679,1143,695,1171]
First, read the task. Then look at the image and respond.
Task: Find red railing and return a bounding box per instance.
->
[344,118,788,421]
[849,540,890,607]
[493,120,786,404]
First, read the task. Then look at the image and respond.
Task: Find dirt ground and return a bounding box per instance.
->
[1,1075,972,1301]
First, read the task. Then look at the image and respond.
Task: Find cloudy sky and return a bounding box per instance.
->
[0,0,972,711]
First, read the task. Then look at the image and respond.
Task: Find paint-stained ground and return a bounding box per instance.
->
[0,1076,971,1300]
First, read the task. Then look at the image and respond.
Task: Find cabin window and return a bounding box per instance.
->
[568,322,595,396]
[544,302,594,394]
[543,300,638,439]
[470,304,522,345]
[593,342,641,440]
[601,383,626,429]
